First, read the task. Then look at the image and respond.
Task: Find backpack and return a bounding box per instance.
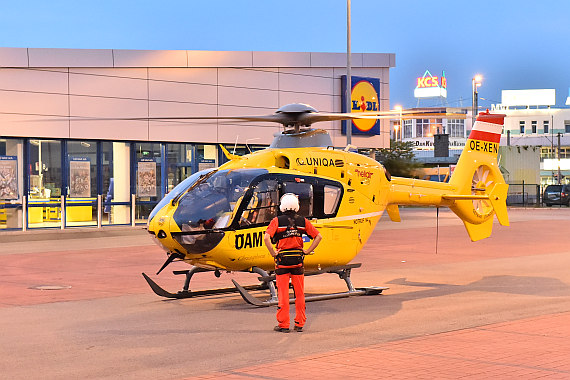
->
[272,214,306,266]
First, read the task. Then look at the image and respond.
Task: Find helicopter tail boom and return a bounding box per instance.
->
[387,111,508,241]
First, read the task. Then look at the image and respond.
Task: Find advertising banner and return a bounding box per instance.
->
[69,157,91,198]
[137,159,157,197]
[414,70,447,99]
[0,156,18,200]
[341,75,381,136]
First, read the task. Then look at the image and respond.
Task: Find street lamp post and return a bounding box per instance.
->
[393,123,399,142]
[472,75,482,127]
[346,0,352,147]
[394,105,403,142]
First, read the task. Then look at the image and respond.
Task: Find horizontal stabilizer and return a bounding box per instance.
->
[219,144,240,161]
[386,204,401,222]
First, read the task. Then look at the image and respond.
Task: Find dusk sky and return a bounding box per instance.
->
[1,0,569,109]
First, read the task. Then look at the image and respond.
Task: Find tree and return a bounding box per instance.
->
[375,140,422,178]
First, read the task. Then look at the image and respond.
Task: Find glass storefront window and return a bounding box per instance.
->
[415,119,443,137]
[28,140,62,228]
[135,142,162,224]
[67,141,97,197]
[167,143,193,193]
[1,139,266,230]
[66,140,97,227]
[448,119,465,138]
[101,141,114,203]
[403,120,413,138]
[167,143,218,193]
[0,138,24,230]
[196,144,218,172]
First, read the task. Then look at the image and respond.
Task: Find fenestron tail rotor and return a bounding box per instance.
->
[471,165,496,218]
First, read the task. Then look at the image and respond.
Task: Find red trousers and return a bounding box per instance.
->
[276,272,306,328]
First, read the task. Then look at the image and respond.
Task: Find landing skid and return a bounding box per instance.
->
[142,263,387,305]
[142,266,274,300]
[142,272,267,299]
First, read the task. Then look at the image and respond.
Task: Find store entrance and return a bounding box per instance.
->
[0,139,227,231]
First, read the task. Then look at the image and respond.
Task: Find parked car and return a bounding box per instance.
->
[543,184,570,206]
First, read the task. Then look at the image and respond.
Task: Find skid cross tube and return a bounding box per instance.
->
[175,267,210,292]
[232,263,388,307]
[249,267,278,303]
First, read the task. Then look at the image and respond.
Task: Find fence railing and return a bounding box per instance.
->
[506,182,541,207]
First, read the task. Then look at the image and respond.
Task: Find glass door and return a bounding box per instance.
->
[28,140,62,229]
[66,140,97,227]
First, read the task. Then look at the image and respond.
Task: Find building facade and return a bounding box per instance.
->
[494,106,570,185]
[391,89,570,188]
[392,106,473,164]
[0,48,395,230]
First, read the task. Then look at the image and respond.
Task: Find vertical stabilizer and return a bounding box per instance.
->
[447,111,509,239]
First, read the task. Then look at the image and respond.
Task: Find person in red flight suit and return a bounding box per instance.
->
[264,193,322,333]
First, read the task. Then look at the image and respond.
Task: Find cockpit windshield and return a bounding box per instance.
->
[173,169,268,232]
[148,168,215,223]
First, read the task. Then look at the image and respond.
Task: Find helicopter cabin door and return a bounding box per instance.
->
[236,175,343,229]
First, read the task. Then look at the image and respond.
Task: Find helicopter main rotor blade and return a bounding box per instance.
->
[61,114,287,123]
[297,112,396,124]
[21,101,466,126]
[297,111,467,124]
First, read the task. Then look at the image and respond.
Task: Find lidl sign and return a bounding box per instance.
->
[414,70,447,98]
[341,75,381,136]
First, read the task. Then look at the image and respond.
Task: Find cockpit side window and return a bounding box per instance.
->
[281,182,313,218]
[239,179,279,227]
[232,174,343,228]
[323,185,342,215]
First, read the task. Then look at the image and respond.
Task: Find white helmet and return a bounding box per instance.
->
[279,193,300,212]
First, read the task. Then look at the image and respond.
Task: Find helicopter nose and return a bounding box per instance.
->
[171,230,225,255]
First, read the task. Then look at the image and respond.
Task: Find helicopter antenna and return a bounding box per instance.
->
[232,136,238,155]
[435,207,440,254]
[245,138,260,154]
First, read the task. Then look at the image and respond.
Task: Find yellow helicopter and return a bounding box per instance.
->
[143,103,509,306]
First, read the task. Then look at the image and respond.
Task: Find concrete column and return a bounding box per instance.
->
[112,142,131,224]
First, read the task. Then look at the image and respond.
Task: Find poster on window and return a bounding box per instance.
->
[0,156,18,200]
[137,159,157,197]
[69,157,91,198]
[198,159,216,171]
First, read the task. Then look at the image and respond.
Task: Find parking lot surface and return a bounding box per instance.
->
[1,208,569,379]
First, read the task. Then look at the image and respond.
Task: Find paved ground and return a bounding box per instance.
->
[1,207,569,379]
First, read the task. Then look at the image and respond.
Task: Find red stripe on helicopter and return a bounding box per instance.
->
[475,110,506,126]
[468,129,501,143]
